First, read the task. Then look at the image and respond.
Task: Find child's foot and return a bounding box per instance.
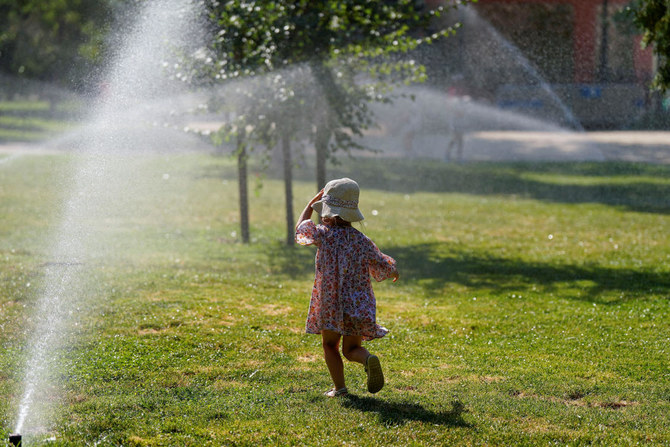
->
[324,387,348,398]
[365,355,384,393]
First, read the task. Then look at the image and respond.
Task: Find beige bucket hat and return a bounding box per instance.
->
[312,177,365,222]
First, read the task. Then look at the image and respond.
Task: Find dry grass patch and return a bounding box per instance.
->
[480,375,505,383]
[594,400,639,409]
[513,391,639,410]
[517,416,567,435]
[212,379,251,391]
[257,303,294,316]
[296,353,320,363]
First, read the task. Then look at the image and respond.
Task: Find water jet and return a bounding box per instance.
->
[11,0,207,438]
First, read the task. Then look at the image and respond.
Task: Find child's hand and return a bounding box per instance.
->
[391,271,399,283]
[297,189,325,230]
[309,189,325,206]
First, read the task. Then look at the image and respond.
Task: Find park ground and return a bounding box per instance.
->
[3,128,670,163]
[0,133,669,446]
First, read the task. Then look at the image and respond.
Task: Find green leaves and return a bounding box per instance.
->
[630,0,670,91]
[201,0,463,153]
[0,0,111,85]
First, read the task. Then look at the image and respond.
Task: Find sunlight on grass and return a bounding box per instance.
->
[520,171,670,186]
[0,153,669,445]
[0,100,80,142]
[0,101,52,112]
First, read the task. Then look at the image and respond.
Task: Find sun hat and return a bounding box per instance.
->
[312,177,365,222]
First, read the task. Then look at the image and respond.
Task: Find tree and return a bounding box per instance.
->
[629,0,670,91]
[207,75,285,244]
[200,2,281,244]
[264,1,456,189]
[0,0,113,88]
[203,1,458,244]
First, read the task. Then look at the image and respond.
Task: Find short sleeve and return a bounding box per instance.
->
[295,220,323,246]
[366,239,398,282]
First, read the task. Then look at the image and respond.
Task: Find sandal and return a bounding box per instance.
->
[324,387,348,398]
[365,355,384,393]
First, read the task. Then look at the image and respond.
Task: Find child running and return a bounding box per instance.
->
[295,178,399,397]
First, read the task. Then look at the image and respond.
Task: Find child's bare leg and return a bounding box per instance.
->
[344,335,384,393]
[342,335,370,364]
[321,330,346,389]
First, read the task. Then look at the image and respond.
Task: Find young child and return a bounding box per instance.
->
[295,178,399,397]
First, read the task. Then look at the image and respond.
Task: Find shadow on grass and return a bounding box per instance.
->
[264,242,317,278]
[198,155,670,214]
[311,159,670,215]
[389,243,670,304]
[263,240,669,304]
[341,395,471,428]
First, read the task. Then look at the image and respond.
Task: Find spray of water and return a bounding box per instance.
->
[459,5,583,131]
[13,0,204,437]
[356,3,606,162]
[10,0,611,437]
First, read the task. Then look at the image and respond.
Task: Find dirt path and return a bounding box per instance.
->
[2,130,670,164]
[462,131,670,163]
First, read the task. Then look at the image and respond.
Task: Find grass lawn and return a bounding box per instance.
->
[0,152,669,446]
[0,101,79,142]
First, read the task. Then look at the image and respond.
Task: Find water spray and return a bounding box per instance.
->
[9,433,21,446]
[10,0,206,437]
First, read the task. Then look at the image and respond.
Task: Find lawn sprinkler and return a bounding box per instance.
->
[9,433,21,446]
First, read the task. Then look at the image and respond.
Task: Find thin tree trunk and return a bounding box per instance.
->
[315,122,329,190]
[237,135,250,243]
[311,60,333,191]
[282,132,294,246]
[598,0,609,83]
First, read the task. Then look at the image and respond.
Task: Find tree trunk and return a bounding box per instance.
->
[598,0,609,83]
[282,132,294,246]
[311,60,334,191]
[315,121,330,190]
[237,136,250,243]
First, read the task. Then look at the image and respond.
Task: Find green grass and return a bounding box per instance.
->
[0,100,79,142]
[0,153,669,446]
[0,101,52,112]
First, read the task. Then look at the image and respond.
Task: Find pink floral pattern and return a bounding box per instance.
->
[296,219,397,341]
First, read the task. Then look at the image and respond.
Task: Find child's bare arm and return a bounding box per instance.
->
[296,189,324,231]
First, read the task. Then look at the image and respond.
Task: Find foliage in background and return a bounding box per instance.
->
[628,0,670,92]
[0,79,83,142]
[0,0,118,90]
[199,0,460,244]
[205,0,458,177]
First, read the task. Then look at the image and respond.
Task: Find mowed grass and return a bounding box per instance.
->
[0,152,669,446]
[0,101,78,142]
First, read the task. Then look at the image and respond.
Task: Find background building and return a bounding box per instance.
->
[423,0,656,129]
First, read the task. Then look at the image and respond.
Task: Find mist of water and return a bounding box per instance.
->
[10,0,612,438]
[459,5,584,131]
[355,3,608,162]
[13,0,205,437]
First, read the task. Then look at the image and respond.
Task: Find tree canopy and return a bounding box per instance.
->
[629,0,670,91]
[202,0,456,243]
[0,0,115,88]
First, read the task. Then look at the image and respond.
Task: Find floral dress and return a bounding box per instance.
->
[296,220,397,341]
